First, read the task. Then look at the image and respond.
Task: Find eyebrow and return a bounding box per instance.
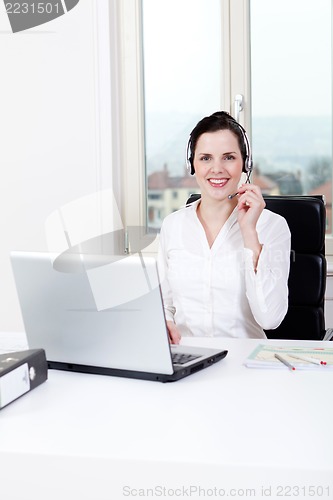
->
[197,151,238,155]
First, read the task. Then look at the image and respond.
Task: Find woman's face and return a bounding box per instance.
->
[193,129,243,202]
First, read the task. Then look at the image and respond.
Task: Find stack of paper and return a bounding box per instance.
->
[244,344,333,370]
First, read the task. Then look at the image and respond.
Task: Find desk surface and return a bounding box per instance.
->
[0,333,332,500]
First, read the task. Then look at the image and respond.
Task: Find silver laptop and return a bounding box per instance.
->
[10,251,227,382]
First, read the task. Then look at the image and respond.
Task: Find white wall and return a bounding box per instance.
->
[0,0,113,331]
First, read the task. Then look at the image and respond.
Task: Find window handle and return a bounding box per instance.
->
[234,94,244,122]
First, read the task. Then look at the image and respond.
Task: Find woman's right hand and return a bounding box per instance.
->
[166,320,181,345]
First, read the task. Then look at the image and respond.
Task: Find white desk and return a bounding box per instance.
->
[0,333,332,500]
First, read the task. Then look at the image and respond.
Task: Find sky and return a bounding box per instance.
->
[250,0,331,117]
[142,0,221,117]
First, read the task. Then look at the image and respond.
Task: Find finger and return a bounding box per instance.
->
[168,325,181,345]
[238,182,261,192]
[238,184,263,198]
[169,335,180,345]
[238,192,255,208]
[238,190,260,203]
[238,189,264,207]
[171,330,181,345]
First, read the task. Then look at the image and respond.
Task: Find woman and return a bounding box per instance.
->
[158,111,291,342]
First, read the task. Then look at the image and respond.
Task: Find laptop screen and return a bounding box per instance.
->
[10,252,174,374]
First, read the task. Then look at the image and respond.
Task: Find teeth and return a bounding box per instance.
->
[209,179,226,185]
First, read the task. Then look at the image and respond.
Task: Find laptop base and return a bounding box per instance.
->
[48,348,228,383]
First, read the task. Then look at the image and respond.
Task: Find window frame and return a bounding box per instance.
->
[109,0,146,230]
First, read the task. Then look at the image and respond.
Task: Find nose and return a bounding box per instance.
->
[210,158,224,173]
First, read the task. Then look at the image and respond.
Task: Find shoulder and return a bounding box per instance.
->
[260,207,285,223]
[161,200,198,230]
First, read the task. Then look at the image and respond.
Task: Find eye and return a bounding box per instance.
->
[224,154,235,161]
[199,155,211,161]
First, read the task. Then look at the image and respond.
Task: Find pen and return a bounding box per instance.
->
[274,353,296,370]
[228,192,239,200]
[289,354,326,365]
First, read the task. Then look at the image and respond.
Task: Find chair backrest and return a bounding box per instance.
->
[186,193,327,340]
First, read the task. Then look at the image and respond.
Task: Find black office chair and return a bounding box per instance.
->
[186,194,327,341]
[263,195,326,340]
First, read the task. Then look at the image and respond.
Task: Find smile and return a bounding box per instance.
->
[208,178,228,187]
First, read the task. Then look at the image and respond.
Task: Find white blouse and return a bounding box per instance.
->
[157,200,291,339]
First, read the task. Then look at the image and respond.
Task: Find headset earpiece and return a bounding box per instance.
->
[189,158,195,175]
[186,138,195,175]
[236,120,252,175]
[243,156,253,173]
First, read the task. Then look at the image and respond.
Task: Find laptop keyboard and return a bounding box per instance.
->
[172,352,200,365]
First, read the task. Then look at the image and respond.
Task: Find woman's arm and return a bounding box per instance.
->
[243,214,291,330]
[237,183,266,271]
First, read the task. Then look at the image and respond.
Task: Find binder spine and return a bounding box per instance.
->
[0,349,48,409]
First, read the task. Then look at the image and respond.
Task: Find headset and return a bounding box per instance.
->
[186,111,253,181]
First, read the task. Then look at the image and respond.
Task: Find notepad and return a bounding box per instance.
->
[244,344,333,370]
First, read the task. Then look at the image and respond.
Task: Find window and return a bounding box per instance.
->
[142,0,222,230]
[250,0,332,234]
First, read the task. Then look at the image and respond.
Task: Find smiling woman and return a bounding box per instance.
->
[157,111,291,342]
